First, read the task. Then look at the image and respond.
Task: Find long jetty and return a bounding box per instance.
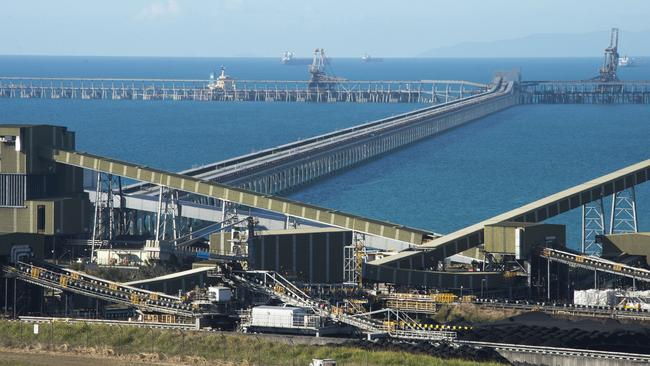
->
[99,77,515,241]
[0,77,486,104]
[122,76,516,201]
[520,80,650,104]
[4,76,650,104]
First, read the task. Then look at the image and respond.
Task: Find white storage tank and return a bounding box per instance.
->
[250,306,306,328]
[208,286,232,303]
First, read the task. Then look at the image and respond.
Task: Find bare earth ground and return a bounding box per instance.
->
[0,347,247,366]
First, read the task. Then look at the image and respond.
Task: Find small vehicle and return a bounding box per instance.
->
[309,359,337,366]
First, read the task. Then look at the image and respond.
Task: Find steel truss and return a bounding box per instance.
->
[91,173,126,261]
[582,185,640,256]
[582,198,606,256]
[154,187,180,241]
[609,186,638,234]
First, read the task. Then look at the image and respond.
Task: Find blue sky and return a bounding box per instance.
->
[1,0,650,57]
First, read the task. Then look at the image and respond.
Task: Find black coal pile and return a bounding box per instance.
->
[459,311,650,354]
[335,339,511,364]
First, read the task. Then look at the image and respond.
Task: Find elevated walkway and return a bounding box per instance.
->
[124,266,216,294]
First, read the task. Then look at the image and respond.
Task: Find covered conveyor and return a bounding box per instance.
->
[367,158,650,285]
[48,149,650,289]
[2,261,196,317]
[50,149,436,245]
[541,248,650,283]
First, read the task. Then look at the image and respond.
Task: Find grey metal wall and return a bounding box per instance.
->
[250,229,351,284]
[363,263,507,290]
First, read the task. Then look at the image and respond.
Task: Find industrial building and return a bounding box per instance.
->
[0,125,91,263]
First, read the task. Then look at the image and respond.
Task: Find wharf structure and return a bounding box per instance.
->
[520,28,650,104]
[520,80,650,104]
[2,30,649,106]
[3,77,650,105]
[0,77,485,104]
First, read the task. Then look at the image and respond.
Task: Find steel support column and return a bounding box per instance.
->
[582,198,606,256]
[609,186,638,234]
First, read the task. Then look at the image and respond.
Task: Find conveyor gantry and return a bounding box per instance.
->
[2,261,198,317]
[540,248,650,283]
[50,149,436,245]
[225,269,386,333]
[367,157,650,285]
[224,268,456,340]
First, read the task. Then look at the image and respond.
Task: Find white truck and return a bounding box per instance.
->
[250,305,306,328]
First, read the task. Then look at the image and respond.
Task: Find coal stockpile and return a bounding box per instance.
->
[459,312,650,354]
[336,339,511,364]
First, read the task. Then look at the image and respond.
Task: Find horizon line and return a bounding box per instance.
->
[2,53,646,59]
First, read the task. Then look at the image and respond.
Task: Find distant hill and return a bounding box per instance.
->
[419,30,650,57]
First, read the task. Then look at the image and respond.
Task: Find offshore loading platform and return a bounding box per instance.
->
[0,49,485,104]
[2,37,649,106]
[2,29,650,365]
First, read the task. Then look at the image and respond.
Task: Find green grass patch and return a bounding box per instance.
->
[0,360,32,366]
[0,320,506,366]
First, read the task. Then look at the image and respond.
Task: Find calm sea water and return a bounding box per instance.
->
[1,56,649,249]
